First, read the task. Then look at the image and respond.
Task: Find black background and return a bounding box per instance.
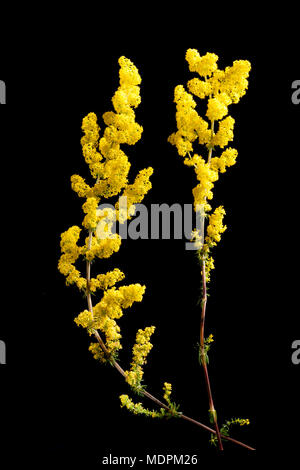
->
[0,10,299,468]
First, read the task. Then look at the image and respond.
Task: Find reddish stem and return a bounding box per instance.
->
[199,259,223,450]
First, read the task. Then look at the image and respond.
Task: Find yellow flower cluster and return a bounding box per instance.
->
[119,394,163,418]
[74,310,94,331]
[116,167,154,223]
[82,232,122,262]
[119,380,178,419]
[190,228,204,251]
[89,342,107,364]
[231,418,250,426]
[58,57,153,362]
[206,334,214,344]
[125,326,155,390]
[81,112,103,178]
[169,49,250,159]
[184,154,218,211]
[93,284,146,321]
[95,207,116,236]
[206,97,228,121]
[198,206,226,281]
[168,85,210,156]
[211,116,235,148]
[187,77,212,99]
[204,255,215,283]
[70,174,92,198]
[88,268,125,293]
[205,206,227,247]
[74,284,146,357]
[163,382,172,403]
[186,49,218,77]
[169,48,250,280]
[70,56,153,206]
[169,47,250,162]
[131,327,156,365]
[82,197,99,230]
[58,226,86,289]
[210,147,238,173]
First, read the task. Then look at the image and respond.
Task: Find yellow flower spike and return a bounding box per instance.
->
[119,395,163,418]
[163,382,172,402]
[81,112,100,147]
[89,343,107,364]
[185,49,219,77]
[220,60,251,103]
[119,284,146,309]
[82,197,99,231]
[59,57,153,362]
[185,48,202,72]
[74,310,94,330]
[210,147,238,173]
[211,116,235,148]
[116,167,153,223]
[70,174,92,198]
[58,226,87,288]
[204,255,215,283]
[190,229,203,251]
[188,77,212,99]
[96,268,125,291]
[118,56,141,87]
[206,206,227,247]
[206,334,214,344]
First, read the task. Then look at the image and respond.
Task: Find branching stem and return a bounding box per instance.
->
[84,230,254,451]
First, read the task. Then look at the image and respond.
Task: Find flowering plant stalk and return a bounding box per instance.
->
[168,48,252,450]
[58,56,254,451]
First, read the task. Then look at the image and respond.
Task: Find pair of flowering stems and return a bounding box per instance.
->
[58,52,254,452]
